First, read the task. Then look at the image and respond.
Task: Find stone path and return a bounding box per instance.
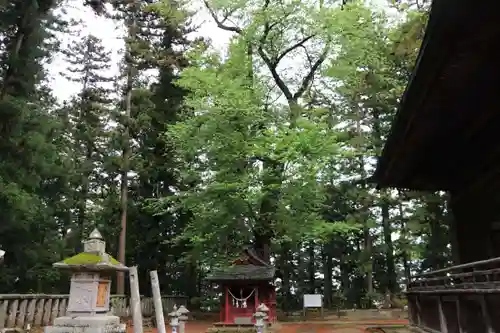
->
[130,320,410,333]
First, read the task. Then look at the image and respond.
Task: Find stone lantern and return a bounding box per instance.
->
[257,303,269,320]
[253,310,266,333]
[177,305,189,333]
[168,306,180,333]
[45,229,128,333]
[254,304,270,333]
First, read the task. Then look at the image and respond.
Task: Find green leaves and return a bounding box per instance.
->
[166,19,350,256]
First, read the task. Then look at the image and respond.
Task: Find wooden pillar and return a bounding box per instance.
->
[415,296,422,326]
[438,297,448,333]
[480,295,494,333]
[450,191,493,263]
[225,286,230,323]
[456,297,463,333]
[407,296,415,326]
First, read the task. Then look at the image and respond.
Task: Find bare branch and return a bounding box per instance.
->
[293,40,331,100]
[274,35,315,64]
[257,6,294,103]
[299,45,313,68]
[203,0,242,33]
[205,0,329,109]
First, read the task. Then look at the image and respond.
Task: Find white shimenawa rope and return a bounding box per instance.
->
[228,288,256,308]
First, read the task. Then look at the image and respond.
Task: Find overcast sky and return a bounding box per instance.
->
[48,0,394,102]
[48,0,234,101]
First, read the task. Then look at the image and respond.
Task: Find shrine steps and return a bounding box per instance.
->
[207,323,274,333]
[213,323,254,327]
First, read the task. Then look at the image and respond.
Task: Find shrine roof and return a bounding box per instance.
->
[206,264,275,282]
[206,247,275,282]
[372,0,500,191]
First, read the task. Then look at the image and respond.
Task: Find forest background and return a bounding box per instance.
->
[0,0,446,311]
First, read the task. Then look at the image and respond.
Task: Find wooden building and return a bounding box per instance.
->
[372,0,500,332]
[373,0,500,264]
[206,248,277,326]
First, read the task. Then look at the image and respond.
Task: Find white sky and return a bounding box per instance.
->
[48,0,234,101]
[48,0,394,102]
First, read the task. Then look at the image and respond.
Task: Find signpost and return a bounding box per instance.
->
[303,294,323,319]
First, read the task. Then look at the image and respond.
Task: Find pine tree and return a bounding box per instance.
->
[131,0,196,294]
[60,34,114,246]
[0,0,66,292]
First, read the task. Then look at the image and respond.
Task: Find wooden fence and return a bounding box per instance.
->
[407,257,500,333]
[0,294,187,330]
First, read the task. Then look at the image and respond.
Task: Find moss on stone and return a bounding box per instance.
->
[62,252,120,265]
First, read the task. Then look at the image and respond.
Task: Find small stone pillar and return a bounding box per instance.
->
[177,305,189,333]
[168,306,180,333]
[45,229,128,333]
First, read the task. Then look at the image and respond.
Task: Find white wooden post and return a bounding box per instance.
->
[150,271,167,333]
[129,266,144,333]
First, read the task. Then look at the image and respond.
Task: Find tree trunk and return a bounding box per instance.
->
[398,197,411,285]
[1,5,33,99]
[363,228,373,295]
[339,255,350,293]
[322,242,333,308]
[354,103,372,296]
[77,62,91,244]
[280,245,292,311]
[117,3,137,294]
[308,242,315,293]
[427,194,447,270]
[381,196,396,294]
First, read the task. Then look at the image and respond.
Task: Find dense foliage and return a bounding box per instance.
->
[0,0,450,310]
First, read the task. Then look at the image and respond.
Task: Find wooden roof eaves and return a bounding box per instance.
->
[373,0,459,190]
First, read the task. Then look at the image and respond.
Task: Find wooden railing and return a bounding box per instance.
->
[0,294,187,330]
[407,257,500,333]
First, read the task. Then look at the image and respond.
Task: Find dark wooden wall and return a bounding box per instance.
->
[449,186,499,264]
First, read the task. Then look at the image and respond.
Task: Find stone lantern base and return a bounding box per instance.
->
[44,315,125,333]
[46,230,128,333]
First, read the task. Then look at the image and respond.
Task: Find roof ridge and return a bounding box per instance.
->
[244,247,269,266]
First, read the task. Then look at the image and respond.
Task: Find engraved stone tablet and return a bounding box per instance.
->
[67,280,95,312]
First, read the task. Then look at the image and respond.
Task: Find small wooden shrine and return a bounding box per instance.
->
[206,248,276,325]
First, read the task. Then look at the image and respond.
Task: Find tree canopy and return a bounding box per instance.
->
[0,0,450,310]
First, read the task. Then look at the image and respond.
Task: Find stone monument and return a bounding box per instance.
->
[45,229,128,333]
